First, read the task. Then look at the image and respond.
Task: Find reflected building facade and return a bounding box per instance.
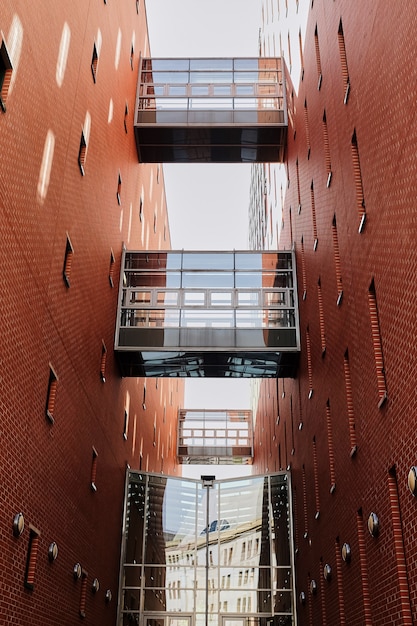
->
[115,251,300,378]
[119,472,295,626]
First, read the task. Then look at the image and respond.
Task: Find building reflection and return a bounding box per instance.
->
[119,472,295,626]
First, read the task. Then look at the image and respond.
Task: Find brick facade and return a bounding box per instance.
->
[253,1,417,623]
[0,1,183,623]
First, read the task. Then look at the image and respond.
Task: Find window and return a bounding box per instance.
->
[63,234,74,287]
[46,365,58,423]
[351,130,366,231]
[91,43,98,82]
[24,527,41,590]
[332,216,343,304]
[136,0,140,14]
[317,278,326,355]
[368,280,387,406]
[109,249,115,287]
[91,448,98,491]
[142,384,146,410]
[310,181,318,248]
[123,410,128,440]
[299,29,304,79]
[79,569,88,618]
[322,111,332,186]
[314,25,322,89]
[338,20,350,103]
[124,102,129,133]
[100,341,107,382]
[130,44,134,70]
[303,100,311,158]
[139,194,144,222]
[117,172,122,205]
[0,38,13,112]
[78,131,87,175]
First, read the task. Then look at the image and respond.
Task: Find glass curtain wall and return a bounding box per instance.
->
[118,472,296,626]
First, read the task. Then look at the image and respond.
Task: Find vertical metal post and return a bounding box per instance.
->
[201,476,215,626]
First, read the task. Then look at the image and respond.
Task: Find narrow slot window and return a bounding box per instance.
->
[100,342,107,382]
[130,44,134,70]
[299,29,304,79]
[136,0,140,14]
[310,181,318,248]
[351,130,366,231]
[338,20,350,103]
[153,210,157,233]
[142,385,146,410]
[46,366,58,424]
[91,43,98,82]
[0,38,13,112]
[79,570,88,618]
[303,100,311,158]
[306,326,313,398]
[63,234,74,287]
[368,280,387,406]
[343,350,358,456]
[317,278,326,355]
[116,172,122,205]
[314,25,322,89]
[300,237,307,299]
[322,111,332,186]
[78,131,87,175]
[123,409,128,440]
[109,249,115,287]
[302,465,308,538]
[356,510,372,624]
[139,194,144,222]
[124,102,129,133]
[326,400,336,492]
[24,527,41,590]
[312,437,320,517]
[296,159,301,213]
[332,216,343,304]
[90,448,98,491]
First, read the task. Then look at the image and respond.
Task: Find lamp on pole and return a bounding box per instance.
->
[201,475,215,626]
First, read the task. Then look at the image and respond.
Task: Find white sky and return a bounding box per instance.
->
[145,1,262,477]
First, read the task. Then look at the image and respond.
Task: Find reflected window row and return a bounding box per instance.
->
[139,96,282,112]
[124,251,293,272]
[120,308,296,330]
[141,84,281,97]
[124,289,294,308]
[124,272,293,290]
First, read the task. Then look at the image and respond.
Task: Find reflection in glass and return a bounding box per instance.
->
[119,472,294,625]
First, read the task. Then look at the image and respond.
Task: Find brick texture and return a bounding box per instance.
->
[0,1,183,624]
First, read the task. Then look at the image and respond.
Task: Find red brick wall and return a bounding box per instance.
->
[253,1,417,624]
[0,1,183,623]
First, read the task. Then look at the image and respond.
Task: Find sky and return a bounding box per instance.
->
[145,1,262,477]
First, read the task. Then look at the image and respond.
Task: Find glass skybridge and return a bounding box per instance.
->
[134,58,287,162]
[114,250,300,378]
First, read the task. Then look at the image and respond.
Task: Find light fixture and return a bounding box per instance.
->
[310,579,317,595]
[48,542,58,562]
[105,589,112,603]
[367,512,379,537]
[299,591,306,605]
[92,578,100,593]
[13,512,25,537]
[323,564,332,581]
[408,466,417,496]
[341,542,351,563]
[73,562,82,579]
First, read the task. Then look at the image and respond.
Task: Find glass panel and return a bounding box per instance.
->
[235,273,263,288]
[182,272,234,289]
[157,291,179,306]
[150,59,190,71]
[190,71,233,84]
[190,59,233,70]
[184,291,206,306]
[181,310,234,328]
[213,85,232,96]
[234,58,260,70]
[235,253,262,270]
[170,85,187,96]
[210,291,232,306]
[237,292,259,306]
[191,85,210,96]
[129,290,151,304]
[182,253,234,270]
[235,84,255,96]
[152,71,189,84]
[264,291,287,306]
